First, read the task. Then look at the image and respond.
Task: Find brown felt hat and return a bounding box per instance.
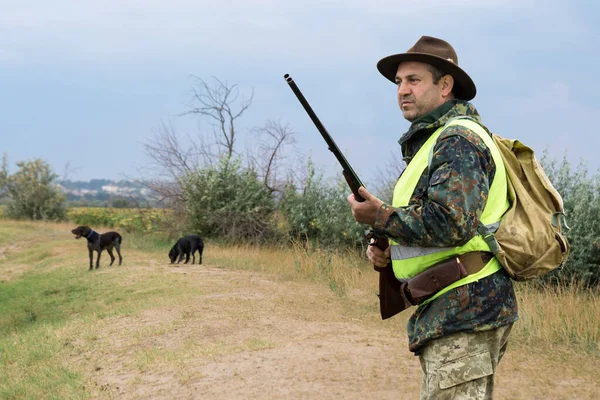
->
[376,36,476,101]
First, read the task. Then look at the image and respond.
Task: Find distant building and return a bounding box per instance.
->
[59,179,152,206]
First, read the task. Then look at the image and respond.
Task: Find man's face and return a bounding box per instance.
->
[395,61,450,122]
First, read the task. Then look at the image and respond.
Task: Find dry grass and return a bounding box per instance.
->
[207,240,375,292]
[208,240,599,355]
[1,218,597,355]
[513,281,599,352]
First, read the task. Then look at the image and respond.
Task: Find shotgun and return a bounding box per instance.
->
[284,74,365,202]
[284,74,407,320]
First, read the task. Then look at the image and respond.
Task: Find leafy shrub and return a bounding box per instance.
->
[279,160,366,249]
[541,154,600,287]
[4,159,66,221]
[182,157,279,244]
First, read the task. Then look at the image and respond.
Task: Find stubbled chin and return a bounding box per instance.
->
[402,110,417,122]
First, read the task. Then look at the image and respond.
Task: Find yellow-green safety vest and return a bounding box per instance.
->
[389,117,510,304]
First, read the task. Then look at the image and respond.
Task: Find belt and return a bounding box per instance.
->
[374,250,496,318]
[458,251,494,275]
[403,251,495,306]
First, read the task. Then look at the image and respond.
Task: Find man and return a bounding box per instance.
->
[347,36,518,399]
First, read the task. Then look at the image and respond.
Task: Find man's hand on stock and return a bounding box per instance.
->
[367,243,391,269]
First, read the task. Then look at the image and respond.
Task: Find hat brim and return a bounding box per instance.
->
[376,53,476,101]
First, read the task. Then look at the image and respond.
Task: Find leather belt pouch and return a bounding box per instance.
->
[405,256,469,305]
[376,252,491,319]
[375,257,467,320]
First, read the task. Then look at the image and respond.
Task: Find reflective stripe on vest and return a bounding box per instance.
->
[389,117,510,304]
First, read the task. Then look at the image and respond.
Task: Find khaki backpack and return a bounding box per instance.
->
[477,134,571,281]
[435,117,571,281]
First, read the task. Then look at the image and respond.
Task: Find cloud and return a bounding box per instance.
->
[1,0,597,182]
[2,0,582,70]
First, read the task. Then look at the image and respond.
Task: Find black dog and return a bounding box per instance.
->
[169,235,204,265]
[71,226,123,270]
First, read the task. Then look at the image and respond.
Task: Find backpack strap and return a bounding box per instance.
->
[553,211,570,231]
[476,222,501,256]
[428,116,503,256]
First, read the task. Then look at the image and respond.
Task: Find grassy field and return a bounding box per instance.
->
[0,219,598,399]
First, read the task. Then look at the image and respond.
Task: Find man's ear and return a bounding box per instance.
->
[441,74,454,97]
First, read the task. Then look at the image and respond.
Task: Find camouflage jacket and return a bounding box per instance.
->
[373,100,518,353]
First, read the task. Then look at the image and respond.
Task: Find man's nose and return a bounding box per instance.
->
[397,81,411,97]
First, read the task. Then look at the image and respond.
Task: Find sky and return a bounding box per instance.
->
[1,0,599,187]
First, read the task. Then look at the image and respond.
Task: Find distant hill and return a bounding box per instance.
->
[58,179,153,207]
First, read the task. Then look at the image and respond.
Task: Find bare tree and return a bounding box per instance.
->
[143,77,255,182]
[248,120,297,194]
[140,118,208,212]
[61,160,81,181]
[143,120,200,180]
[138,76,299,240]
[184,76,254,161]
[139,77,255,231]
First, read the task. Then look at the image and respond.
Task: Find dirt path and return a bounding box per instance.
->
[73,264,418,399]
[67,262,598,400]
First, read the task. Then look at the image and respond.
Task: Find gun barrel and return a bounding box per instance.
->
[284,74,363,189]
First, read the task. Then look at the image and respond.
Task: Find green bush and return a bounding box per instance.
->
[4,159,66,221]
[182,157,279,244]
[279,160,366,249]
[541,154,600,287]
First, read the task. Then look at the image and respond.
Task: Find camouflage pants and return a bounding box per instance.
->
[418,324,513,400]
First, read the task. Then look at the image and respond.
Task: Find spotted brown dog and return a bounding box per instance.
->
[71,225,123,270]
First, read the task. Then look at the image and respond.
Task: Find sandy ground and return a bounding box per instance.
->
[0,222,597,400]
[61,263,599,400]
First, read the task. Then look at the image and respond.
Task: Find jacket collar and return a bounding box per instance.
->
[398,100,482,162]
